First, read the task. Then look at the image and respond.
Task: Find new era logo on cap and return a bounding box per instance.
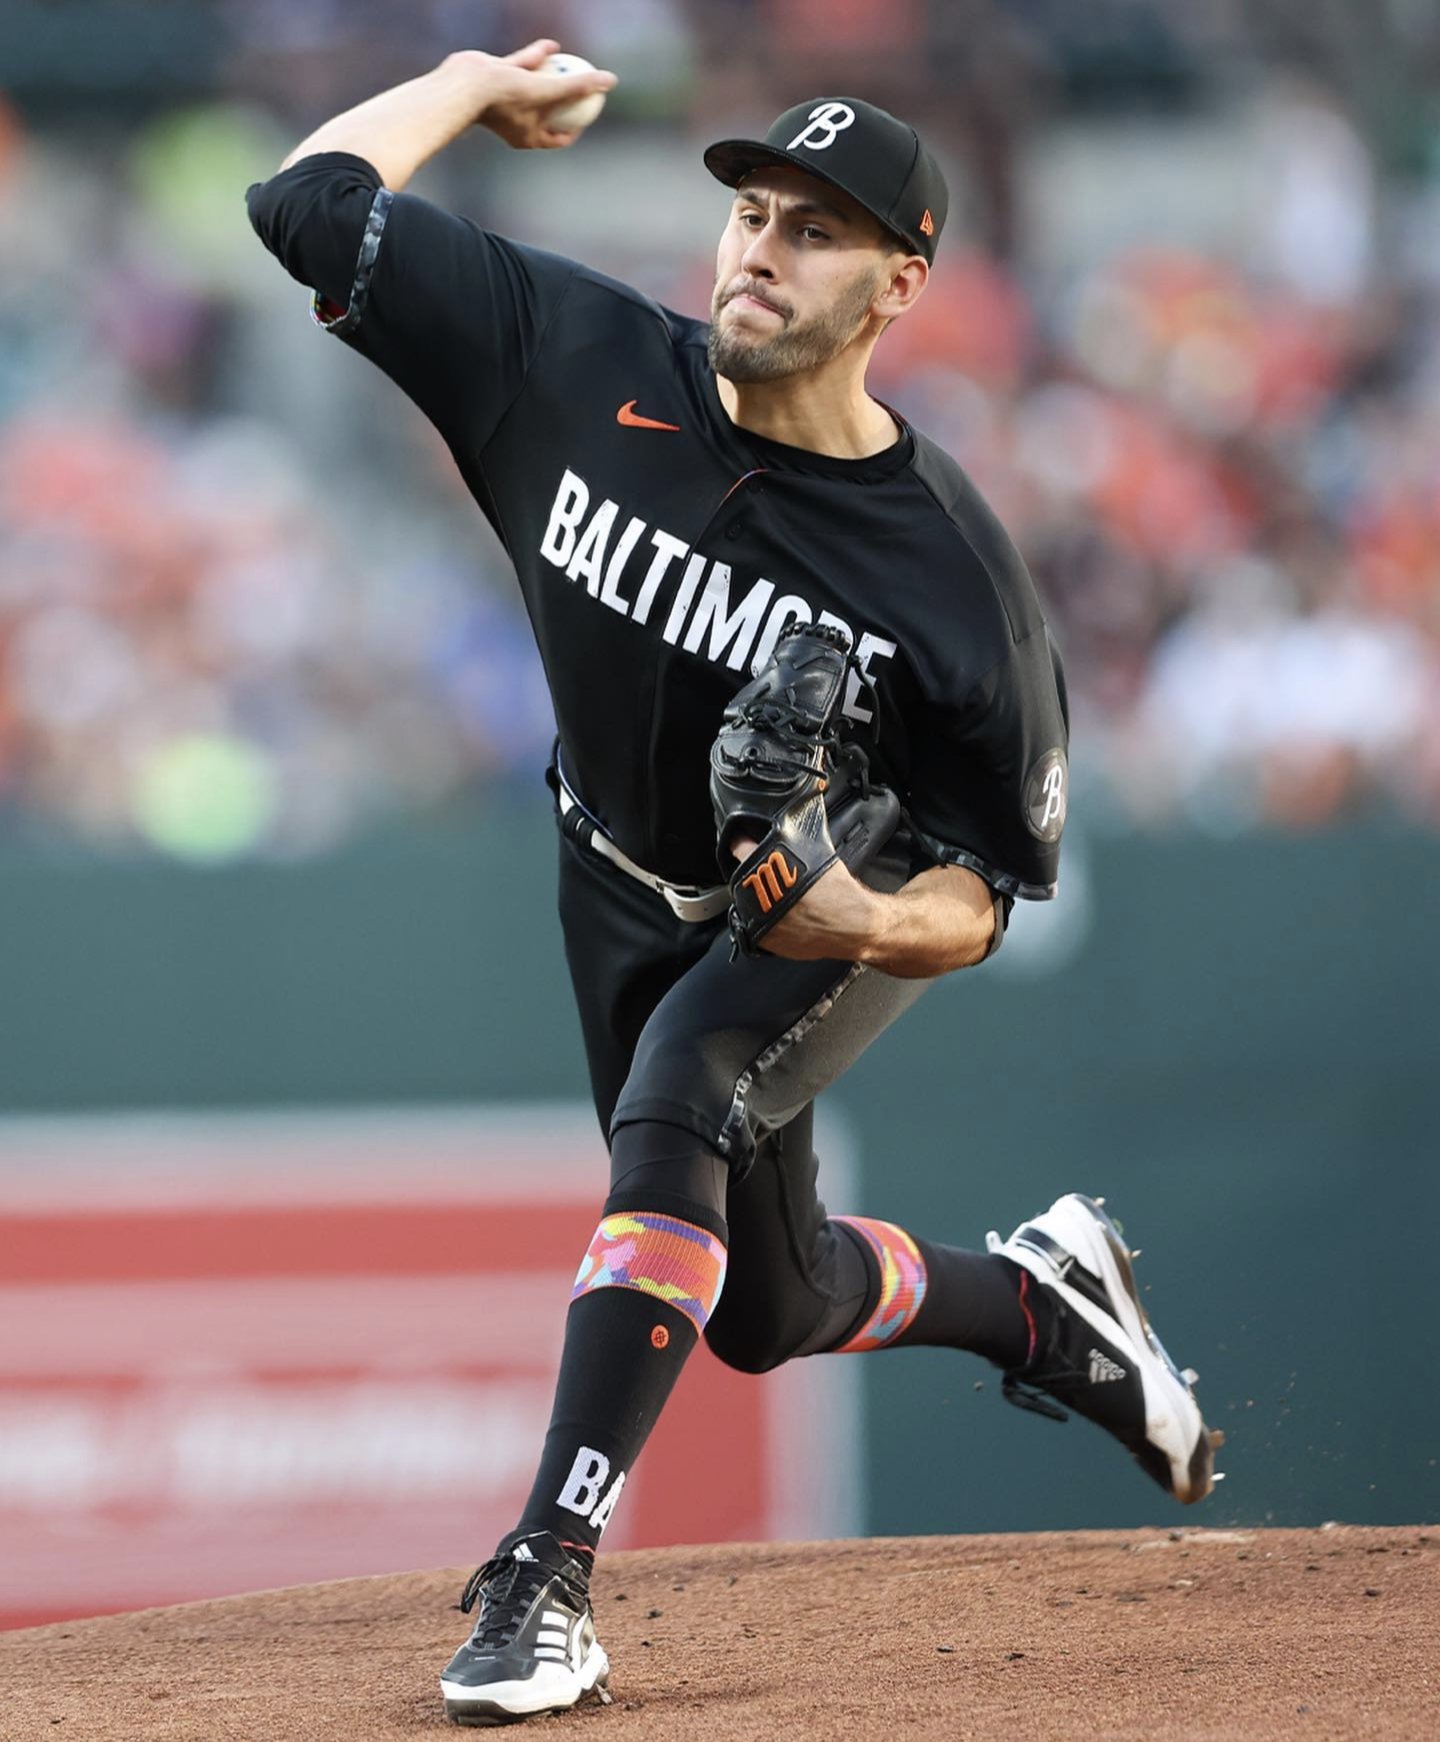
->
[704,96,949,265]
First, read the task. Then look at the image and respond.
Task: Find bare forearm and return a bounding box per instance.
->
[855,864,997,977]
[756,859,998,973]
[277,43,616,189]
[279,56,494,188]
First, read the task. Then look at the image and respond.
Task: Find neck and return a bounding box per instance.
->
[715,350,900,459]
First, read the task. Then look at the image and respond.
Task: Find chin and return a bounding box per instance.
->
[715,352,791,387]
[722,324,767,355]
[708,317,792,384]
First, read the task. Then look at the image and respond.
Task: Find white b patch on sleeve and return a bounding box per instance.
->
[1023,748,1068,843]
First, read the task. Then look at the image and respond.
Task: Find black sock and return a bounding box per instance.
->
[511,1133,730,1557]
[830,1216,1043,1370]
[512,1282,705,1558]
[901,1242,1042,1368]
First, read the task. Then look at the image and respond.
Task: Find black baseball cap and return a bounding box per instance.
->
[704,97,948,265]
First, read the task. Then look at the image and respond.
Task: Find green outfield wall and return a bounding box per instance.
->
[2,807,1436,1533]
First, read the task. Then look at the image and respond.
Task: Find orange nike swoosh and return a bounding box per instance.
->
[617,400,681,432]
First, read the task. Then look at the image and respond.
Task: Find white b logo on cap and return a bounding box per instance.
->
[787,102,856,152]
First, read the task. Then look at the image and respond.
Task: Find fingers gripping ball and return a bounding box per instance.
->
[709,623,900,956]
[542,53,608,133]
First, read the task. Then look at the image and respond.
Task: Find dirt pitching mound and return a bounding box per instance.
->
[3,1527,1435,1741]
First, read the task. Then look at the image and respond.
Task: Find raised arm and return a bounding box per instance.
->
[280,37,617,189]
[247,39,618,456]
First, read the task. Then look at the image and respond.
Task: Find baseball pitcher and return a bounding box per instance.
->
[247,39,1221,1726]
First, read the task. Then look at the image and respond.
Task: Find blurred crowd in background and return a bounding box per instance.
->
[2,0,1439,859]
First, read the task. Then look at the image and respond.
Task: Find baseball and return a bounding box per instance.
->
[542,53,607,134]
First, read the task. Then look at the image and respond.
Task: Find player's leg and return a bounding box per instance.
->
[443,848,941,1719]
[442,1130,731,1723]
[710,1143,1219,1505]
[700,1104,868,1371]
[498,1117,729,1560]
[443,824,933,1718]
[553,810,716,1135]
[674,978,1219,1506]
[442,834,1216,1722]
[499,933,922,1562]
[440,826,715,1725]
[484,910,934,1565]
[702,1107,1035,1376]
[552,825,1215,1515]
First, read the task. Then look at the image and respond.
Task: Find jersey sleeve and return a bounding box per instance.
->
[245,151,579,455]
[905,625,1070,900]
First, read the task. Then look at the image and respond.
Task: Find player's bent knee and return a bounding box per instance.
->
[703,1309,810,1376]
[702,1324,789,1375]
[606,1118,730,1216]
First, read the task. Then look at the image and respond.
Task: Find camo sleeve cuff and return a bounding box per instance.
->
[310,186,393,337]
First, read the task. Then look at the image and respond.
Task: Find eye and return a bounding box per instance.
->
[739,209,764,228]
[800,224,830,242]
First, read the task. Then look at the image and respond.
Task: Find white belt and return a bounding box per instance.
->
[557,778,731,923]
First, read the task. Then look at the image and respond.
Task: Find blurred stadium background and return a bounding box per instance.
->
[1,0,1436,1626]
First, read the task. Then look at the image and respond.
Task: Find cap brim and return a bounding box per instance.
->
[704,139,816,189]
[703,138,917,255]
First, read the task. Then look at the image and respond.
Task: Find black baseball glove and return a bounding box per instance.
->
[709,622,900,956]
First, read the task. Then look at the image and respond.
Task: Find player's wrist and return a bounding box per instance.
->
[435,52,506,123]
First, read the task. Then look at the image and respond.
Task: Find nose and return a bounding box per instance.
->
[739,216,780,282]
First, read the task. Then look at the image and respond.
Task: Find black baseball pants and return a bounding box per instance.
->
[555,819,930,1372]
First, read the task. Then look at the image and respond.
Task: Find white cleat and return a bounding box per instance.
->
[987,1192,1221,1504]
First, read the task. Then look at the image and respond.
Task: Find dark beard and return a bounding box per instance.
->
[707,269,882,384]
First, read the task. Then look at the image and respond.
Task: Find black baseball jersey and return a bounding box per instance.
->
[247,152,1069,897]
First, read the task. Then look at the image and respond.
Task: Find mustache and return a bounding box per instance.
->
[718,279,792,320]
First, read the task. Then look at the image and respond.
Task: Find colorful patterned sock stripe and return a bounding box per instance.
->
[571,1211,728,1334]
[831,1216,928,1352]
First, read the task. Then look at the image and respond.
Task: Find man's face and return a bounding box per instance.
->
[709,167,897,384]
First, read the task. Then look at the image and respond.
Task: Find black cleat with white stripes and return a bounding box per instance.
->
[440,1531,611,1726]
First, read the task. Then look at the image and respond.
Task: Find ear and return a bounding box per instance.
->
[873,255,928,323]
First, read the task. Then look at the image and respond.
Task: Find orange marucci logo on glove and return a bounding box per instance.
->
[741,849,799,913]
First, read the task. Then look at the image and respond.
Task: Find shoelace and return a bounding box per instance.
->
[455,1553,589,1651]
[456,1556,505,1617]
